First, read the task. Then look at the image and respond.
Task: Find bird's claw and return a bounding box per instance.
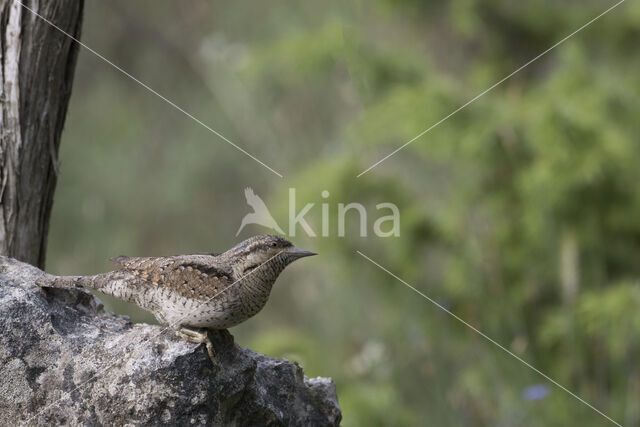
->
[175,327,215,361]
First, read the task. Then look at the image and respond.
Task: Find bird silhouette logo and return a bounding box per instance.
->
[236,187,285,236]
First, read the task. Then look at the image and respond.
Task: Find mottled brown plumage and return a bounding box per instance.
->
[108,254,234,301]
[36,235,316,356]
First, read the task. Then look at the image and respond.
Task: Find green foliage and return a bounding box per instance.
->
[48,1,640,425]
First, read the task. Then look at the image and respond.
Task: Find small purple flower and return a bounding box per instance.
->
[522,384,549,401]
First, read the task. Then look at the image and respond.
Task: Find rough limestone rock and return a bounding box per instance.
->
[0,257,341,426]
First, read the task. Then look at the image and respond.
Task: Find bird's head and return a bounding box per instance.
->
[227,235,316,276]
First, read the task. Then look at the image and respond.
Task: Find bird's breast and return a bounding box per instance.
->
[153,278,275,329]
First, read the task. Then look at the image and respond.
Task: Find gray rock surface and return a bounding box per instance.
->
[0,257,341,426]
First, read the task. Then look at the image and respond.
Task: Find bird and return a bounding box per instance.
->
[236,187,285,236]
[36,235,316,359]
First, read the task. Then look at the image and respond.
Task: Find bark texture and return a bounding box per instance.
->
[0,0,83,268]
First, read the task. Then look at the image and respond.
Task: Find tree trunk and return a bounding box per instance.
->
[0,0,83,268]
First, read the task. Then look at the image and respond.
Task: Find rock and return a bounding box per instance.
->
[0,257,341,426]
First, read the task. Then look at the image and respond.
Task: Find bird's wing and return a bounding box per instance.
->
[245,187,271,212]
[109,255,234,300]
[109,255,153,269]
[244,187,255,201]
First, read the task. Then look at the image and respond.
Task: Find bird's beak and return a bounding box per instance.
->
[287,247,317,258]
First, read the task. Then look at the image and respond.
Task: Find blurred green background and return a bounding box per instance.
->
[46,0,640,425]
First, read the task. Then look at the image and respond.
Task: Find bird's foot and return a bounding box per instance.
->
[175,326,215,361]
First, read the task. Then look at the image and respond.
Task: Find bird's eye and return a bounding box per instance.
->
[271,242,277,247]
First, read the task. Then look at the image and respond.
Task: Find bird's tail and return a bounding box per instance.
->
[36,271,140,306]
[36,274,98,290]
